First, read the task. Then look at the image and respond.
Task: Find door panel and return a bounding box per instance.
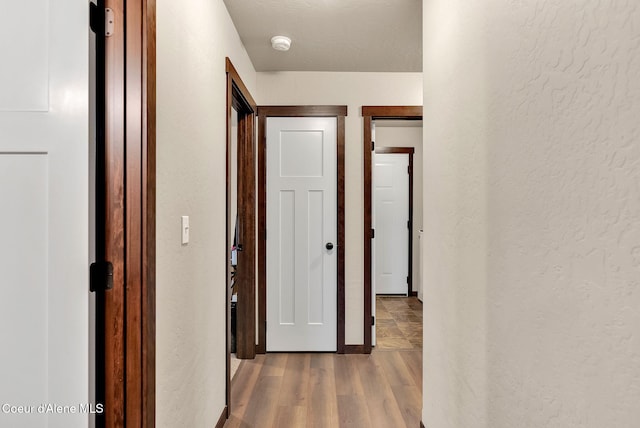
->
[374,153,409,295]
[0,0,88,426]
[266,117,337,352]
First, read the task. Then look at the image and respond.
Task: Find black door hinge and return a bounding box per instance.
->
[371,228,375,239]
[90,261,114,292]
[406,276,409,284]
[407,220,410,229]
[371,316,375,326]
[371,141,375,151]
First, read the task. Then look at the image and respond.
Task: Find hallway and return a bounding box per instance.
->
[225,297,422,427]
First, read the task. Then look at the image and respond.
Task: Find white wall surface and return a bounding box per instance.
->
[422,1,640,427]
[156,0,256,426]
[257,72,422,344]
[375,124,423,296]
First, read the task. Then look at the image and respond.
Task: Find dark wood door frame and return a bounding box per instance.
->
[225,57,257,418]
[257,106,348,354]
[374,147,415,296]
[362,106,422,353]
[94,0,156,426]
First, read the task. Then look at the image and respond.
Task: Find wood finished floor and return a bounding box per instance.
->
[375,296,422,350]
[225,297,422,428]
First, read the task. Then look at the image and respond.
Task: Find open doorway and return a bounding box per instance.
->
[362,107,423,353]
[225,58,257,416]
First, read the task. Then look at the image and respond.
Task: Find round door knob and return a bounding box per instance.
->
[325,242,334,250]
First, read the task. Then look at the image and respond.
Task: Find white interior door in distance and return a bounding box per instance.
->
[374,153,409,295]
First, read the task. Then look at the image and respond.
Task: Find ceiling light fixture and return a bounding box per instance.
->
[271,36,291,52]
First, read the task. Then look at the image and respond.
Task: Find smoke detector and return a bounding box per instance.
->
[271,36,292,52]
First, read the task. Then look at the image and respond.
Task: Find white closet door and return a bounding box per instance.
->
[266,117,337,351]
[0,1,89,426]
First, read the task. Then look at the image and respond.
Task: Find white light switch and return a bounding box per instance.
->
[181,216,189,244]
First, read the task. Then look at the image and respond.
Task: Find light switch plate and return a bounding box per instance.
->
[181,216,189,244]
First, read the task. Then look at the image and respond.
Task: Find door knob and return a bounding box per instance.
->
[325,242,334,250]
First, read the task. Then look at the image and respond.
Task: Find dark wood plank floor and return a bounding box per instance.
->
[225,297,422,428]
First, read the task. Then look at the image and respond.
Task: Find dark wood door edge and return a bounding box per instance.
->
[420,421,426,428]
[362,106,422,353]
[257,106,347,355]
[215,406,228,428]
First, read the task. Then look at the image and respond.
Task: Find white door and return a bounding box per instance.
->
[266,117,337,352]
[0,1,88,427]
[373,153,409,295]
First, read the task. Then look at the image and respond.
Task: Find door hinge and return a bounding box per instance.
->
[407,220,410,229]
[371,228,375,239]
[406,276,409,284]
[104,8,115,36]
[371,141,375,151]
[408,165,411,174]
[89,3,114,37]
[371,316,375,326]
[90,261,114,292]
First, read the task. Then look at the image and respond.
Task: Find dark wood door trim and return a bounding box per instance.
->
[375,147,415,155]
[362,106,422,353]
[225,58,257,418]
[141,2,156,426]
[362,105,423,119]
[256,106,347,354]
[373,147,415,296]
[96,1,155,426]
[98,0,126,425]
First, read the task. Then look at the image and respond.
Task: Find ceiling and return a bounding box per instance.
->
[223,0,422,72]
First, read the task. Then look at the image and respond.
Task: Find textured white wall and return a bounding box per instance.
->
[257,72,422,343]
[374,125,423,294]
[422,1,640,427]
[156,0,256,426]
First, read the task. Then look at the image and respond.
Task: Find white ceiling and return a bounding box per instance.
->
[223,0,422,72]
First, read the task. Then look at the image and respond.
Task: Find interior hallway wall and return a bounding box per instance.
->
[256,72,422,344]
[156,0,256,426]
[422,1,640,427]
[375,124,423,297]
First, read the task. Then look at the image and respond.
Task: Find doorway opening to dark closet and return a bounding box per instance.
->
[225,58,257,420]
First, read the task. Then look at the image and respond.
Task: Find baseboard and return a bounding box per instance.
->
[411,291,418,297]
[342,344,368,354]
[215,405,228,428]
[420,421,425,428]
